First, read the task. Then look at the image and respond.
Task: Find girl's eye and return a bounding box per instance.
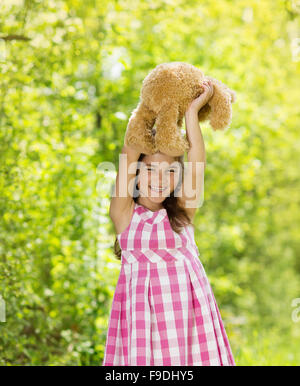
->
[147,167,155,172]
[168,169,176,173]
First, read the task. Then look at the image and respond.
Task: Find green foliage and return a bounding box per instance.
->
[0,0,299,365]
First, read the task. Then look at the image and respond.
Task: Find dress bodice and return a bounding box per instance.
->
[117,202,199,264]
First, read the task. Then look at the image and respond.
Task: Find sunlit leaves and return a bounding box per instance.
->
[0,0,299,366]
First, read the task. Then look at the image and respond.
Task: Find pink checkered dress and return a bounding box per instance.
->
[102,202,235,366]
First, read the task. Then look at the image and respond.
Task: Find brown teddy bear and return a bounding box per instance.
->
[124,62,236,156]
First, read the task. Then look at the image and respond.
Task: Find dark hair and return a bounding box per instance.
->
[113,153,193,260]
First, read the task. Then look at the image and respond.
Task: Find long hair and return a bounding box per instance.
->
[113,153,193,260]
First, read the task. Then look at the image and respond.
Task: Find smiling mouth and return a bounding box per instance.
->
[149,185,168,192]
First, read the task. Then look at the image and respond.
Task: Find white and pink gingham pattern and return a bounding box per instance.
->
[102,202,235,366]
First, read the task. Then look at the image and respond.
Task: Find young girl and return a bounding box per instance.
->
[102,80,235,366]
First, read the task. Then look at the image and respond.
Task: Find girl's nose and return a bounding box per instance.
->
[152,174,165,187]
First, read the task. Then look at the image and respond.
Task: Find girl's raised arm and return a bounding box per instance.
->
[109,144,140,221]
[179,111,206,222]
[178,81,212,221]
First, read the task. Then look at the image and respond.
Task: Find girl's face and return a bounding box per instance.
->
[137,152,181,204]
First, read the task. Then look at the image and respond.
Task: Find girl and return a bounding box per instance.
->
[102,80,235,366]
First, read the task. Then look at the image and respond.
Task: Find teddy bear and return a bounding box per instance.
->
[124,62,236,156]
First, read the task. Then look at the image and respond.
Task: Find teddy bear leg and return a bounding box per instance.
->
[206,77,233,131]
[124,101,157,155]
[155,105,190,157]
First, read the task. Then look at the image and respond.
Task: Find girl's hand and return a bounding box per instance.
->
[186,80,214,114]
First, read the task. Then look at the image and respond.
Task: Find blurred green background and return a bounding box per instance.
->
[0,0,300,366]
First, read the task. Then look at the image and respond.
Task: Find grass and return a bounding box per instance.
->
[230,326,300,366]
